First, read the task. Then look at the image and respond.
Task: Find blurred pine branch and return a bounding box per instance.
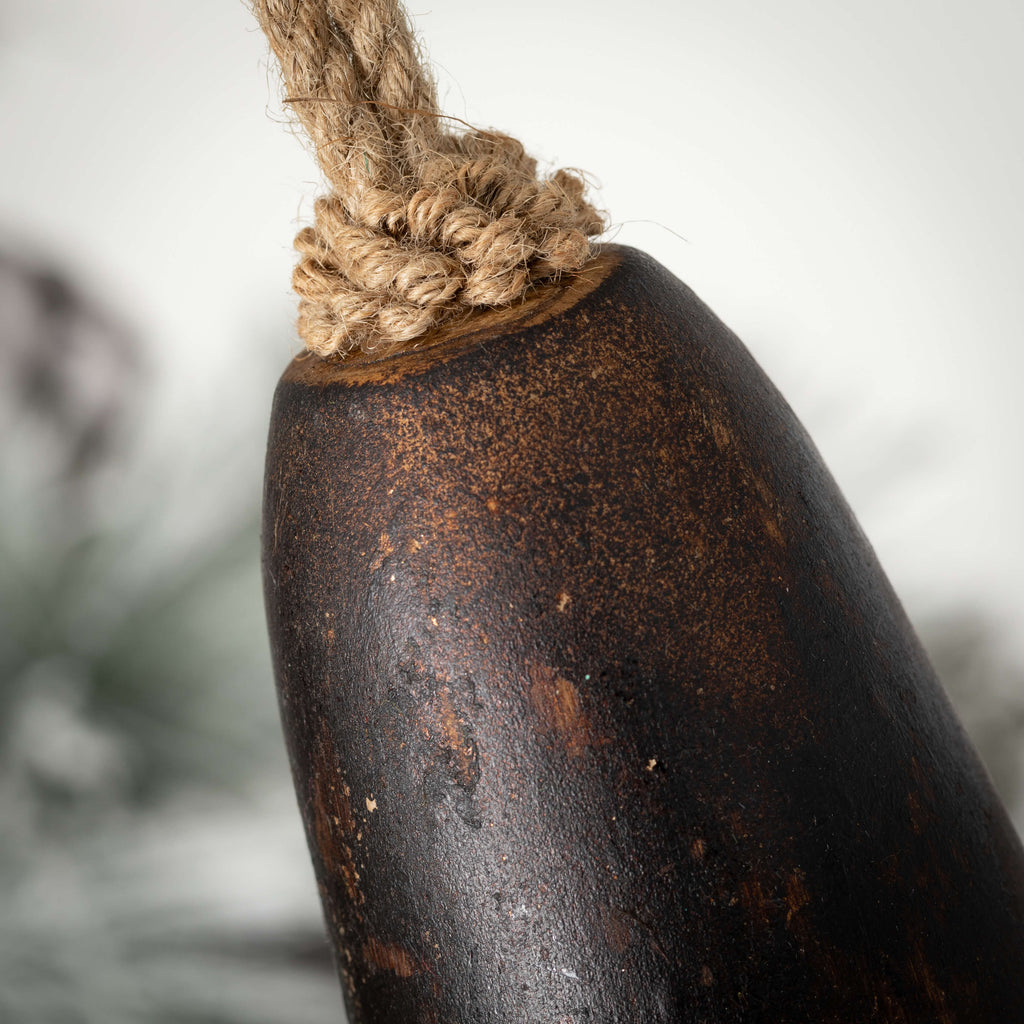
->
[0,247,341,1023]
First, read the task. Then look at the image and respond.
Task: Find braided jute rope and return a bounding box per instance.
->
[252,0,606,357]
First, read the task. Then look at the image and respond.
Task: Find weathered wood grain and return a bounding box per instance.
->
[263,245,1024,1023]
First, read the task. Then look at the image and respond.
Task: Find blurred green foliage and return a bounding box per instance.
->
[0,250,341,1023]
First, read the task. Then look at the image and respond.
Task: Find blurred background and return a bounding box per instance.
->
[1,1,1022,1021]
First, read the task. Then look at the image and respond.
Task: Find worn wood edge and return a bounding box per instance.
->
[279,245,624,388]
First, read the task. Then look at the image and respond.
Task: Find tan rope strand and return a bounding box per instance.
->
[252,0,605,357]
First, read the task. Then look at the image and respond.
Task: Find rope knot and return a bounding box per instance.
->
[254,0,605,357]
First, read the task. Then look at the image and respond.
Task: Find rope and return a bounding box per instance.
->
[252,0,605,357]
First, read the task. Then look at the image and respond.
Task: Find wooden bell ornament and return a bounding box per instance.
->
[254,3,1024,1021]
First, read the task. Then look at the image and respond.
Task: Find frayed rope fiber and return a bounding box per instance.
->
[252,0,606,357]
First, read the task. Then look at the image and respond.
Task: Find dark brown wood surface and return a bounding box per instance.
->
[263,244,1024,1023]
